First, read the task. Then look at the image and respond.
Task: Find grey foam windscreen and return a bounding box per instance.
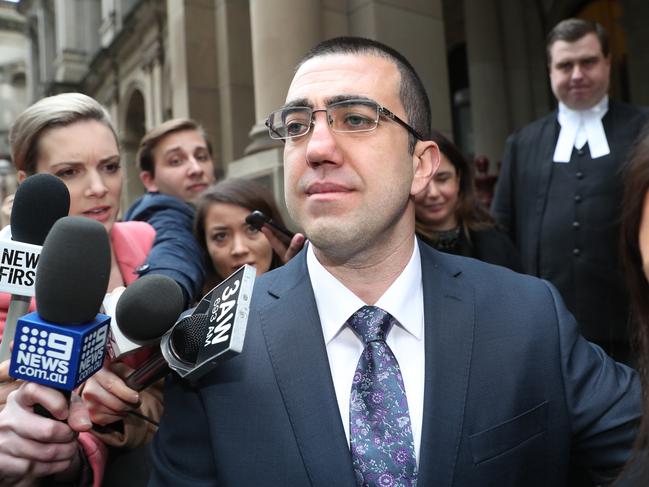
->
[35,216,110,324]
[116,274,184,343]
[11,173,70,245]
[170,313,211,364]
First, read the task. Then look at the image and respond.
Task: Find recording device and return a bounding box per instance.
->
[245,210,295,246]
[161,264,255,381]
[0,174,70,362]
[9,216,111,392]
[119,265,255,390]
[105,275,184,360]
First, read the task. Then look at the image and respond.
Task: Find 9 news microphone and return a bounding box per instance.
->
[8,216,111,393]
[0,173,70,362]
[120,265,255,390]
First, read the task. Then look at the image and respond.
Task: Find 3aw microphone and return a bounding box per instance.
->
[161,264,255,381]
[9,216,111,391]
[120,265,255,390]
[0,174,70,362]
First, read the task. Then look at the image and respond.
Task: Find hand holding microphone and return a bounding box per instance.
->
[82,275,183,427]
[0,215,110,483]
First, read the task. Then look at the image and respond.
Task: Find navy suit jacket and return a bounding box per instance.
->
[149,242,640,486]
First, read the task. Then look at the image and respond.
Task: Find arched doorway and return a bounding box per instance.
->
[121,89,146,211]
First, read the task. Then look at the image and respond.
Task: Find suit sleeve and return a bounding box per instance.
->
[149,374,218,486]
[139,206,206,306]
[491,134,517,239]
[549,280,641,481]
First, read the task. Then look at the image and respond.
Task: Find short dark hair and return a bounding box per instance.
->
[298,36,431,152]
[193,178,287,280]
[546,18,609,63]
[137,118,213,177]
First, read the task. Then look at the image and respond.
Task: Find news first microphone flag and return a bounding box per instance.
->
[0,173,70,363]
[9,216,111,390]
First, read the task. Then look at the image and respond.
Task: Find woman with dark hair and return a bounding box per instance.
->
[194,178,298,291]
[615,126,649,485]
[414,130,521,271]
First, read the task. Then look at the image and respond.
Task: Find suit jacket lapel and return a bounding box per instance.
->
[417,243,475,486]
[259,252,357,487]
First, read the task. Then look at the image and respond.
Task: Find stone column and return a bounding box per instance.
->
[215,0,255,164]
[348,0,453,137]
[53,0,100,84]
[464,0,511,164]
[246,0,321,155]
[166,0,221,173]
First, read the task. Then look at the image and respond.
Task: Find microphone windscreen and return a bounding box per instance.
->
[35,216,110,324]
[11,173,70,245]
[115,274,184,342]
[169,313,210,363]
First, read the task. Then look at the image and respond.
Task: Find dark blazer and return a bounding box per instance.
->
[418,227,522,272]
[491,101,648,344]
[149,243,640,487]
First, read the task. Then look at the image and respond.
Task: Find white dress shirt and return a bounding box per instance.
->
[306,241,425,463]
[553,95,610,163]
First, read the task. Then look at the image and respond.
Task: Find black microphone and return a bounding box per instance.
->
[8,216,111,399]
[107,274,184,361]
[0,174,70,362]
[121,265,255,390]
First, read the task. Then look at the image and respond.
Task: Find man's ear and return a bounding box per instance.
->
[139,171,159,192]
[17,171,27,184]
[410,140,440,196]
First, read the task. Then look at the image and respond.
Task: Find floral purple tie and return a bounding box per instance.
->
[348,306,417,487]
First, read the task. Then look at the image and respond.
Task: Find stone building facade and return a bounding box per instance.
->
[4,0,649,224]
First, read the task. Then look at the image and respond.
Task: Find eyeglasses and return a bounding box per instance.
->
[265,98,423,141]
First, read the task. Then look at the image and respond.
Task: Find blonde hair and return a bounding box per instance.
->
[9,93,117,175]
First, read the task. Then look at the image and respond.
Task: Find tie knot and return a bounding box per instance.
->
[347,305,393,344]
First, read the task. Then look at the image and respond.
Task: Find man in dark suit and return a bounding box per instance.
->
[149,37,640,486]
[492,19,648,363]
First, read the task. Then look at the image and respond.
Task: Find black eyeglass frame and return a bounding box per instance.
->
[265,98,424,142]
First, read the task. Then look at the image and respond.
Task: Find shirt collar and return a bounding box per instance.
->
[307,241,423,344]
[558,95,609,121]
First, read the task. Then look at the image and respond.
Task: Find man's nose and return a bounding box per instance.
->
[305,111,340,168]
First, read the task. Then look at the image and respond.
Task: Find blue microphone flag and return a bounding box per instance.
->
[9,311,110,390]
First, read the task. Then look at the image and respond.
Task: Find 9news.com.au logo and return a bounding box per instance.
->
[13,325,73,386]
[11,320,108,389]
[77,326,108,382]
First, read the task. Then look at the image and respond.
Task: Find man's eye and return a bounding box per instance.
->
[285,120,309,136]
[342,113,374,129]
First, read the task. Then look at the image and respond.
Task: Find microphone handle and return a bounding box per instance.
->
[125,349,170,391]
[0,295,31,363]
